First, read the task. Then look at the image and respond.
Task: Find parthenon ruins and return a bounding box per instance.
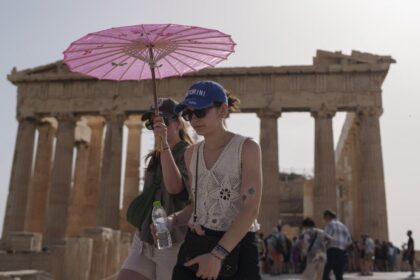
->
[0,50,395,279]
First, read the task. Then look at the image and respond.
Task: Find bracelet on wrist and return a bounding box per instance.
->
[212,244,229,259]
[210,251,223,261]
[161,145,170,151]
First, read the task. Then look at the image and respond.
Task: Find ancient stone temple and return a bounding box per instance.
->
[0,50,394,279]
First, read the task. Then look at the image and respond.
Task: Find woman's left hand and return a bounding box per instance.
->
[184,253,221,280]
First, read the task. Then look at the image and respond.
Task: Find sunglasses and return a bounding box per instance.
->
[181,106,215,122]
[145,117,176,130]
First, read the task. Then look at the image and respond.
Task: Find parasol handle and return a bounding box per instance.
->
[148,46,162,152]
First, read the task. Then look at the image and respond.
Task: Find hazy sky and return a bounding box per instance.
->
[1,0,419,249]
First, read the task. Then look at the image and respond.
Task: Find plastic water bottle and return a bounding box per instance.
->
[152,201,172,250]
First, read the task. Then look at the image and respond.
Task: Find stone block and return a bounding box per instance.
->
[3,232,42,253]
[119,232,132,267]
[50,237,93,280]
[0,270,52,280]
[81,227,113,280]
[0,252,51,274]
[106,230,121,277]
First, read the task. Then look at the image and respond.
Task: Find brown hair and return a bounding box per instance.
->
[214,90,241,117]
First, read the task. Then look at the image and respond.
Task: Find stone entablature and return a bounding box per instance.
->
[8,50,394,119]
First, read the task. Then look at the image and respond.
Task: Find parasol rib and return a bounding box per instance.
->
[119,56,138,81]
[71,50,128,70]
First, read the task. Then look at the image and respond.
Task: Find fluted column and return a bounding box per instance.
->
[25,119,56,233]
[257,110,281,235]
[97,113,125,229]
[311,107,337,226]
[45,113,77,246]
[2,116,37,237]
[67,144,90,237]
[358,107,388,240]
[82,116,105,229]
[120,115,142,233]
[67,119,91,237]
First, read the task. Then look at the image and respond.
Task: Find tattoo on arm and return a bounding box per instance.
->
[242,187,256,202]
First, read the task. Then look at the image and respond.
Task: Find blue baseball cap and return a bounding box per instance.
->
[174,81,228,114]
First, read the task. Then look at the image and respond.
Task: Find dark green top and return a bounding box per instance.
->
[139,140,190,244]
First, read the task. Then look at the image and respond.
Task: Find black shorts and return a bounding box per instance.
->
[172,227,261,280]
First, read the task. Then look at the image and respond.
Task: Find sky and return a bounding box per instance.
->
[1,0,419,249]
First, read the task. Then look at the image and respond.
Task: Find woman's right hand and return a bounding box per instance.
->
[188,222,206,236]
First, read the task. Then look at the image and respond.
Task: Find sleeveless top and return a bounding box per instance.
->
[188,134,260,232]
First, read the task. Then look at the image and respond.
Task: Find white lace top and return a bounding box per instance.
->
[189,134,260,232]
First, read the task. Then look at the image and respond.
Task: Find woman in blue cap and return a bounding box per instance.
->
[168,81,263,280]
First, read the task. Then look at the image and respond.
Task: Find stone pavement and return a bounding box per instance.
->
[262,272,419,279]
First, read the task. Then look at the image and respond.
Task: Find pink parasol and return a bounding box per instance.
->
[63,23,236,115]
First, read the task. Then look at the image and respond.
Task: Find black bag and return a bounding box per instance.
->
[178,230,240,279]
[177,143,240,279]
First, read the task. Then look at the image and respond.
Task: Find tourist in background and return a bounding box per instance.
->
[301,218,332,280]
[362,234,375,276]
[322,210,352,280]
[406,230,416,278]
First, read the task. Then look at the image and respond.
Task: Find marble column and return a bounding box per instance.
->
[358,107,388,240]
[257,110,281,235]
[24,119,56,233]
[96,113,125,229]
[2,116,37,237]
[44,113,77,246]
[67,141,90,237]
[67,119,91,237]
[311,108,338,226]
[120,115,142,233]
[82,116,105,229]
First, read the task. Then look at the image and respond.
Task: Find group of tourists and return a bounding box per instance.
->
[259,210,352,280]
[259,217,416,279]
[346,231,416,276]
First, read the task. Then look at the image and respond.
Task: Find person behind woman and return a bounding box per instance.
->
[406,230,416,278]
[165,80,263,280]
[118,98,193,280]
[301,218,332,280]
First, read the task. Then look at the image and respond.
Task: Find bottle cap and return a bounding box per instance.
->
[153,201,161,208]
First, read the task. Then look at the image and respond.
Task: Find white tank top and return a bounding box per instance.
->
[189,134,260,232]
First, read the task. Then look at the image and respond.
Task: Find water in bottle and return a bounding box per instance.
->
[152,200,172,250]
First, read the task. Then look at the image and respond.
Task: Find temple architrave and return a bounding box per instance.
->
[0,50,395,279]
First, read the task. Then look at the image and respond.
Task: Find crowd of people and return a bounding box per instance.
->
[257,215,416,279]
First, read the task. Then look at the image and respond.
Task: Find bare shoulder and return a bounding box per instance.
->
[242,138,261,156]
